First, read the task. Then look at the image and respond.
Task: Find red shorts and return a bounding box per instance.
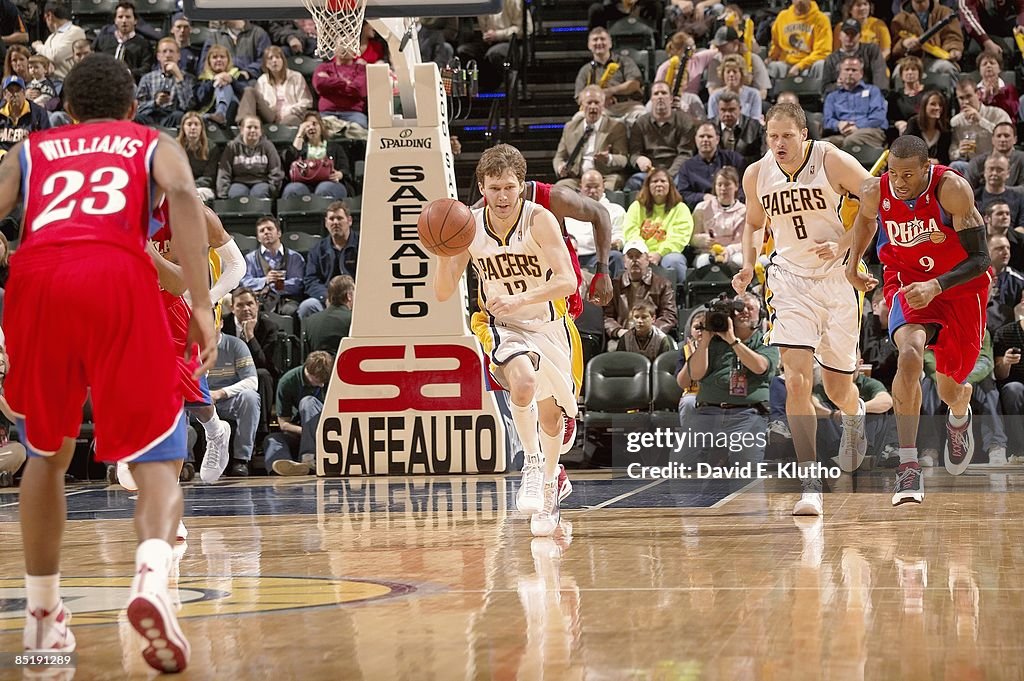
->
[885,278,988,384]
[4,248,184,462]
[162,292,210,406]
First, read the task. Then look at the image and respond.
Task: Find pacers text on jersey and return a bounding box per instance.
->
[475,253,542,281]
[760,186,828,217]
[36,135,146,161]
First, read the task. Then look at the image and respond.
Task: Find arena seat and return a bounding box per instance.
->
[650,350,683,430]
[277,195,335,235]
[213,197,274,235]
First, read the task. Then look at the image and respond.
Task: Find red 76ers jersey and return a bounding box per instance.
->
[18,121,159,261]
[876,164,988,290]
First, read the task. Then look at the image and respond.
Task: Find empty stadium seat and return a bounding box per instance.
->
[651,350,683,429]
[213,197,274,235]
[277,195,336,234]
[283,231,322,255]
[584,352,651,428]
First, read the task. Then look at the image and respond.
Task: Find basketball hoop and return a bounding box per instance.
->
[300,0,367,60]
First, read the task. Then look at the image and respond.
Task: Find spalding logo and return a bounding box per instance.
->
[380,128,432,150]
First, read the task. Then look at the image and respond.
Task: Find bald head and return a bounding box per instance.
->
[579,169,605,201]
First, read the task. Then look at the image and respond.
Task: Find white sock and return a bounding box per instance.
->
[949,411,969,427]
[539,419,564,482]
[133,539,173,594]
[899,447,918,465]
[510,399,541,458]
[25,573,60,613]
[200,412,224,436]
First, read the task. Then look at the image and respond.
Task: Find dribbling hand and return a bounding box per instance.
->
[845,267,877,293]
[732,266,753,295]
[185,309,218,378]
[588,273,613,306]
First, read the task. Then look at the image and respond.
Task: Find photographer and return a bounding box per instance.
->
[676,293,779,466]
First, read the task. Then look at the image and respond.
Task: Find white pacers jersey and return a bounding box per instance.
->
[757,140,848,274]
[469,199,569,328]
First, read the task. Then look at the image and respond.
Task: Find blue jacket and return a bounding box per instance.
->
[242,246,306,298]
[823,82,888,134]
[303,230,359,303]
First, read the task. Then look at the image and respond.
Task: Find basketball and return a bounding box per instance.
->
[417,198,475,257]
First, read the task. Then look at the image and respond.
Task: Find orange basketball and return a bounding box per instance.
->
[418,198,475,257]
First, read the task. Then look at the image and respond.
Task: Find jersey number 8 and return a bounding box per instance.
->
[793,215,808,240]
[31,167,131,232]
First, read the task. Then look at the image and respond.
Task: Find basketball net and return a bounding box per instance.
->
[301,0,367,59]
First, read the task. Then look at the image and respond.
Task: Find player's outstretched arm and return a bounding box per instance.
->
[845,177,881,292]
[732,161,766,295]
[549,184,613,305]
[152,132,216,375]
[0,142,24,222]
[205,207,245,305]
[933,172,991,293]
[433,248,472,302]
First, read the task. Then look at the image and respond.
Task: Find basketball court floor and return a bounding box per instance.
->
[1,467,1022,679]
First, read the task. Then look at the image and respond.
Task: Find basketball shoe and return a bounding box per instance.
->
[200,421,231,483]
[556,464,572,502]
[517,453,545,514]
[944,406,975,476]
[176,520,188,543]
[560,413,577,455]
[127,562,190,673]
[117,460,138,491]
[837,398,867,472]
[531,479,562,537]
[793,478,823,516]
[24,601,75,654]
[892,461,924,505]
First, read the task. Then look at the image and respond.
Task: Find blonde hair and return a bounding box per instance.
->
[476,144,527,186]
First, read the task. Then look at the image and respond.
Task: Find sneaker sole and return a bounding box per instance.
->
[792,500,822,516]
[516,494,544,515]
[127,593,190,674]
[118,463,138,492]
[891,492,924,506]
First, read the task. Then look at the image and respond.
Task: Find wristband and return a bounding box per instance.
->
[730,339,740,347]
[595,262,609,274]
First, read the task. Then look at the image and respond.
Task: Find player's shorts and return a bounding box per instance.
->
[4,247,186,463]
[764,263,862,373]
[163,293,212,407]
[472,312,583,418]
[884,277,989,384]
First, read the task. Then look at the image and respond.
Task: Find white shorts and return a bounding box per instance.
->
[764,264,862,373]
[472,313,583,417]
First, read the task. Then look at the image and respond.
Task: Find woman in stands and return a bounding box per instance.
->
[888,55,924,135]
[177,111,221,204]
[976,50,1019,121]
[3,45,30,81]
[216,116,284,199]
[621,168,693,284]
[237,45,312,127]
[196,44,248,126]
[280,111,352,200]
[691,166,745,269]
[707,55,763,123]
[834,0,890,58]
[904,90,952,165]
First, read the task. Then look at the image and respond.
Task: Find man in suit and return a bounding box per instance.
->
[554,85,629,191]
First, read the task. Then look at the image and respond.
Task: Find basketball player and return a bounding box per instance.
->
[846,135,991,505]
[477,179,613,457]
[435,144,581,537]
[732,102,870,517]
[0,54,215,671]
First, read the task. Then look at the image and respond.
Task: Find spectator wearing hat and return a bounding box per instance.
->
[603,239,678,344]
[0,76,50,153]
[822,19,888,94]
[832,0,889,58]
[705,27,771,100]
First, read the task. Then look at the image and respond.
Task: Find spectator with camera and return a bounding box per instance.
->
[677,292,779,467]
